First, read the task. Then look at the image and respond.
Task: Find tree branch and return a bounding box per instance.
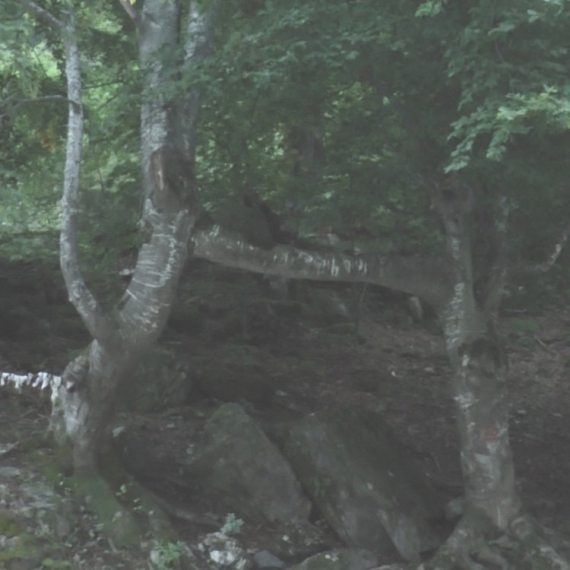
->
[20,0,63,29]
[2,95,81,114]
[178,0,221,163]
[117,0,141,26]
[192,224,454,309]
[58,12,116,343]
[523,221,570,274]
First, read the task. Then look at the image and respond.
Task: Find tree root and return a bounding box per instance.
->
[65,448,180,547]
[375,514,570,570]
[70,473,145,548]
[508,515,570,570]
[426,517,508,570]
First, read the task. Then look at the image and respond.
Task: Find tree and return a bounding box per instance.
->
[2,0,570,565]
[190,1,570,567]
[7,0,220,544]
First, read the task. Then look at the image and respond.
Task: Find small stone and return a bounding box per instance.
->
[253,550,286,569]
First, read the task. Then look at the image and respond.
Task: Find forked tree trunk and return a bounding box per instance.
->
[44,0,218,482]
[52,205,193,474]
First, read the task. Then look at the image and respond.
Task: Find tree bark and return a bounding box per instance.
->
[193,223,454,308]
[433,183,520,533]
[42,0,218,485]
[28,0,220,545]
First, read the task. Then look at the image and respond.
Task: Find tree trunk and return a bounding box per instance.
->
[49,341,142,474]
[432,184,519,527]
[34,0,218,544]
[427,183,521,568]
[48,0,218,471]
[441,311,519,530]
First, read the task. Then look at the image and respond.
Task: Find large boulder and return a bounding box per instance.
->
[277,408,447,561]
[193,403,311,524]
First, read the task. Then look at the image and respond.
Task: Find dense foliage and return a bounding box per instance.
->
[1,0,569,298]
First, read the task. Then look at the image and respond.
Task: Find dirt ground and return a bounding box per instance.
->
[1,277,570,568]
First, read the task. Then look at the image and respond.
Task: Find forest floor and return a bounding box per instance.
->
[1,263,570,569]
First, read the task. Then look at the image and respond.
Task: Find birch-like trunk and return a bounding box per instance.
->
[49,0,218,476]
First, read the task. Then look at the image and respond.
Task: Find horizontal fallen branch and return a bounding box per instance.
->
[0,371,62,400]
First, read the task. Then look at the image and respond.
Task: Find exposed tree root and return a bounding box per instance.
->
[33,440,177,549]
[376,515,570,570]
[70,473,144,548]
[67,471,181,548]
[508,515,570,570]
[147,489,220,529]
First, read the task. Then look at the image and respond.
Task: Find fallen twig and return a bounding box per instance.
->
[534,335,558,355]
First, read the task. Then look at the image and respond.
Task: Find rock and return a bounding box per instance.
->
[289,548,378,570]
[272,520,333,561]
[0,469,75,569]
[198,532,252,569]
[193,403,311,523]
[252,550,286,569]
[444,497,465,520]
[277,408,446,561]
